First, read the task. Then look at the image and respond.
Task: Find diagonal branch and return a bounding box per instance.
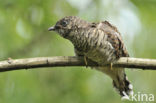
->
[0,56,156,72]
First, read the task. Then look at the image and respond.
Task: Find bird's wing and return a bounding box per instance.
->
[91,21,129,57]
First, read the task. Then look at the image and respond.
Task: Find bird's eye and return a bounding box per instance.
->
[61,20,68,27]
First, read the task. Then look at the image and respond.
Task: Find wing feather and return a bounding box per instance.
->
[90,21,129,57]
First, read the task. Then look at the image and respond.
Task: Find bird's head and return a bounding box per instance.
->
[48,16,89,38]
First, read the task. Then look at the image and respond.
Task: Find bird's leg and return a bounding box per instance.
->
[109,63,113,70]
[84,56,88,68]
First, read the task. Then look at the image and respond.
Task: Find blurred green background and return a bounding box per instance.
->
[0,0,156,103]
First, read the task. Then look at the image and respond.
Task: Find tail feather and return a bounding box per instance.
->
[113,73,133,99]
[98,67,133,99]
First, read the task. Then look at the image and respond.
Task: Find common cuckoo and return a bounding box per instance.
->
[48,16,133,99]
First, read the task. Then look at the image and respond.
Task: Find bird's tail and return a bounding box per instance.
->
[98,67,133,100]
[112,72,133,100]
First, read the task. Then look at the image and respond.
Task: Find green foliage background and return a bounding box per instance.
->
[0,0,156,103]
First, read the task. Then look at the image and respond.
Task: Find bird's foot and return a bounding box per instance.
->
[84,56,88,68]
[7,57,13,64]
[109,63,113,70]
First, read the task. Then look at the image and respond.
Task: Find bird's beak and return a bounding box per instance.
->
[48,26,55,31]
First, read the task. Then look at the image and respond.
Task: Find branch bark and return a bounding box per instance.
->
[0,56,156,72]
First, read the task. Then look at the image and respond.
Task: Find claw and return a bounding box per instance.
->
[7,57,13,64]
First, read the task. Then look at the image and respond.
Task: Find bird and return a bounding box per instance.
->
[48,16,133,99]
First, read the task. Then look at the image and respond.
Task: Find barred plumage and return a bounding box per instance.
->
[49,16,133,99]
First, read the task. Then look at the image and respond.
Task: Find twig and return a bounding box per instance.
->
[0,56,156,72]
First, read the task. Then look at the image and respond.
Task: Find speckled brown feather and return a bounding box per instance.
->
[90,21,129,58]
